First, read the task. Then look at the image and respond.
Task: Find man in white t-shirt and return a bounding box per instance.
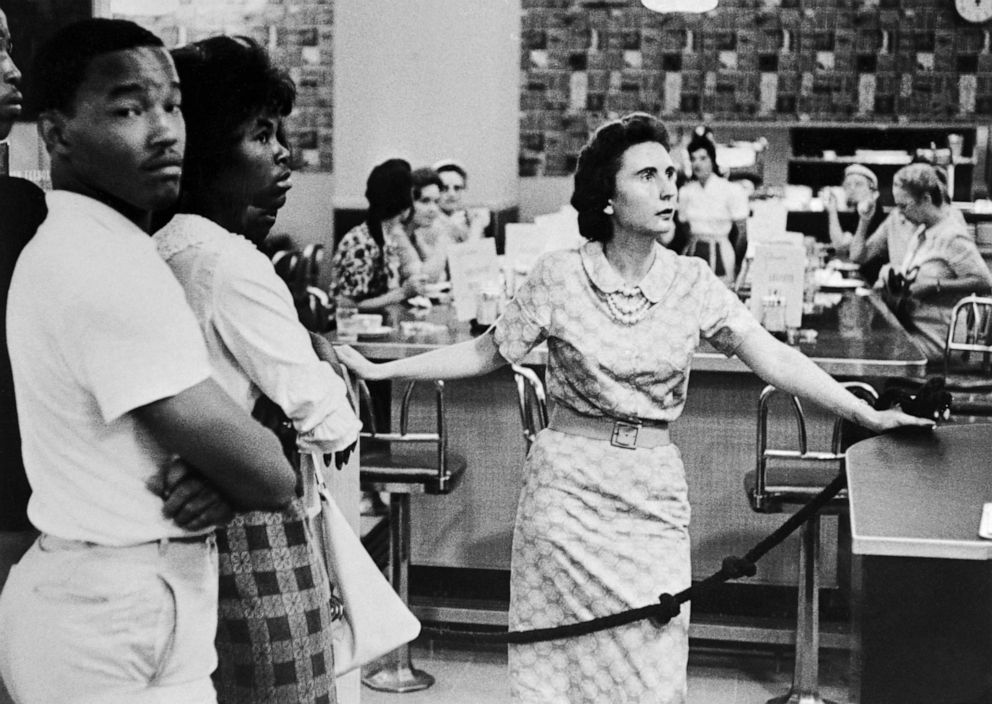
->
[0,19,297,704]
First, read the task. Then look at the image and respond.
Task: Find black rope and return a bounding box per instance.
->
[420,472,846,645]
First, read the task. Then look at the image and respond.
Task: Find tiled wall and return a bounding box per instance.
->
[520,0,991,176]
[111,0,334,171]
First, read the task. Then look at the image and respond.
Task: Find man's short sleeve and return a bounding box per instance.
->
[74,252,211,423]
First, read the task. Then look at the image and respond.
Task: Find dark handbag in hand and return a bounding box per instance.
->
[876,377,952,422]
[883,266,919,326]
[252,394,297,461]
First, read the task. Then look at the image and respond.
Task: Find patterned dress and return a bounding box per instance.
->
[331,221,422,303]
[492,241,761,703]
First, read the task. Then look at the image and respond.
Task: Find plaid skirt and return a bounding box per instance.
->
[214,497,338,704]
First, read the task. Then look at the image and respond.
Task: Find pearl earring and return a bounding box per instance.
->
[603,203,614,215]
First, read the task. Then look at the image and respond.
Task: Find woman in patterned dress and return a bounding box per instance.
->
[336,113,931,703]
[331,159,427,311]
[155,37,361,704]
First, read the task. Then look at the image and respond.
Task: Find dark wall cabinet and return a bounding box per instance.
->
[787,125,989,206]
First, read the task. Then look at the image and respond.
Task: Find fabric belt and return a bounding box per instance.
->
[548,405,671,449]
[39,531,214,552]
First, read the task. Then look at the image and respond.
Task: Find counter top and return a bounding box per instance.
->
[330,290,926,378]
[847,423,992,560]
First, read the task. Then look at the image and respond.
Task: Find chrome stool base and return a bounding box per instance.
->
[362,661,435,693]
[767,692,837,704]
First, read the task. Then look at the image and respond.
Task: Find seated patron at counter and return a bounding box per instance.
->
[332,158,427,311]
[880,162,992,362]
[433,159,490,243]
[822,164,886,262]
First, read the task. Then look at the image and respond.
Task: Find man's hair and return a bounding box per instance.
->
[171,36,296,198]
[29,19,163,115]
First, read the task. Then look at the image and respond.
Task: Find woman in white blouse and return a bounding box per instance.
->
[154,36,360,704]
[677,133,750,286]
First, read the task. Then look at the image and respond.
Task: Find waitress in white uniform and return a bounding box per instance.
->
[677,133,750,286]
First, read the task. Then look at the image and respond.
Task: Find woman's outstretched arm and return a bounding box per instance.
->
[734,326,935,433]
[335,330,508,382]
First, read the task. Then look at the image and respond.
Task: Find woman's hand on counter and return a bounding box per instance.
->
[855,405,936,434]
[334,344,384,381]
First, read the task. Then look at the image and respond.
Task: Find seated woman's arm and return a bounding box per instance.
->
[849,204,889,265]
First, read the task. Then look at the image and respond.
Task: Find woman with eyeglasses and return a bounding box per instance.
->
[880,162,992,362]
[433,159,490,242]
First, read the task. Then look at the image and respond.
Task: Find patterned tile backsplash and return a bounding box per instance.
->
[111,0,989,178]
[519,0,992,176]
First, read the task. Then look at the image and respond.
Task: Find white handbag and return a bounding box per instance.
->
[304,453,421,676]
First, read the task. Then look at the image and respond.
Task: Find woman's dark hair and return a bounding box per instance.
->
[570,112,670,242]
[171,36,295,207]
[364,158,413,251]
[411,167,443,200]
[686,133,721,178]
[434,160,467,182]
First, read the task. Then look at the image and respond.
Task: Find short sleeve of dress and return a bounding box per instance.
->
[944,234,992,281]
[695,260,762,357]
[492,254,555,363]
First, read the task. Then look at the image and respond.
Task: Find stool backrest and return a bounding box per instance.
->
[341,366,457,493]
[510,364,548,453]
[943,294,992,376]
[751,382,878,512]
[270,244,331,332]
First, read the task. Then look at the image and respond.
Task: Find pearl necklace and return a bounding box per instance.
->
[603,287,652,325]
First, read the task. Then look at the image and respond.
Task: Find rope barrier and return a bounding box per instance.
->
[419,472,847,645]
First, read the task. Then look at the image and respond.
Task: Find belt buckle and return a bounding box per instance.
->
[611,420,640,449]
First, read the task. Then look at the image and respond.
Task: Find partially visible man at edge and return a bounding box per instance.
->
[0,18,296,704]
[0,4,46,645]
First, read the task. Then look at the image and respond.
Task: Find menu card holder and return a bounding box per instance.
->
[447,238,499,322]
[748,199,789,246]
[748,241,806,329]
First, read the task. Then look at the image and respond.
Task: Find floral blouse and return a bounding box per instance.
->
[493,240,762,422]
[331,221,421,302]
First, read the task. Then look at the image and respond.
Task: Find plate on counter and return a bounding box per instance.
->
[819,279,864,292]
[357,326,395,338]
[828,260,862,273]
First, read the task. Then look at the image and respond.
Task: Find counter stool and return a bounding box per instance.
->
[353,376,466,693]
[941,294,992,418]
[510,364,548,453]
[745,382,877,704]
